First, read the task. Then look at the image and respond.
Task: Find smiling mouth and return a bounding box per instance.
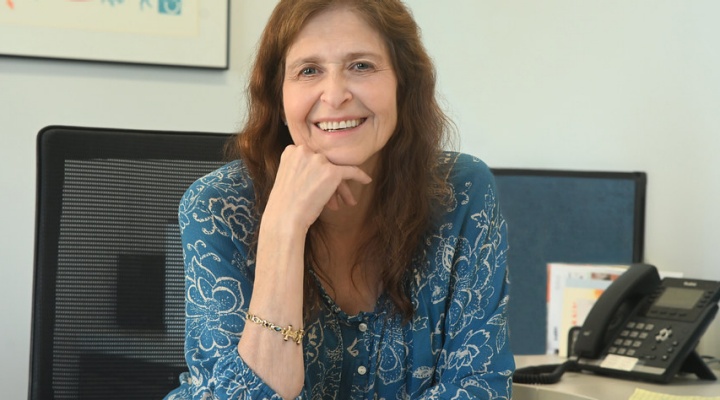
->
[316,118,366,132]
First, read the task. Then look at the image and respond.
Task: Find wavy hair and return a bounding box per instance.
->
[226,0,453,321]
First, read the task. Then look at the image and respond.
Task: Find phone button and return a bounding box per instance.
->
[655,327,672,342]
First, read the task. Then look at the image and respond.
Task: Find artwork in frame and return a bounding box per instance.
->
[0,0,229,69]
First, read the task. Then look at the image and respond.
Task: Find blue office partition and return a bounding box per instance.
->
[492,169,646,355]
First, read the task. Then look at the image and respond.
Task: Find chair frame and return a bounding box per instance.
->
[30,126,232,399]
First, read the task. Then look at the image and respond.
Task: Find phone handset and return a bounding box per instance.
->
[572,263,661,359]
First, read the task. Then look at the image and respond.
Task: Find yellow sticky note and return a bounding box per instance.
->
[629,388,720,400]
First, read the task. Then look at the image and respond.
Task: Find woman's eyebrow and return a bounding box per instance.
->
[286,51,385,70]
[286,57,319,72]
[344,51,384,61]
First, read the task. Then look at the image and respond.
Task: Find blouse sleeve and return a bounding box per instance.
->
[166,172,295,400]
[417,160,515,399]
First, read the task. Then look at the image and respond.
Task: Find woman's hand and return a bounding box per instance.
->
[264,144,373,232]
[239,145,371,398]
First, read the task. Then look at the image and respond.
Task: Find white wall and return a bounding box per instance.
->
[413,0,720,360]
[2,1,719,395]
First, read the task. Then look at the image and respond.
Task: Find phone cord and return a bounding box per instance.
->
[513,360,581,384]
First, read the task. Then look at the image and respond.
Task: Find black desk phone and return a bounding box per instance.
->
[514,263,720,384]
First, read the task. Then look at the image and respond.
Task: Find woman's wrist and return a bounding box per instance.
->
[246,313,305,345]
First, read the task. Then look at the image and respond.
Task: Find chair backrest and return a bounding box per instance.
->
[492,168,647,355]
[31,126,232,400]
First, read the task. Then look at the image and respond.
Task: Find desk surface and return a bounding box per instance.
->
[514,355,720,400]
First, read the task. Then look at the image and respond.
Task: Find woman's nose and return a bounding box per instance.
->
[320,72,352,108]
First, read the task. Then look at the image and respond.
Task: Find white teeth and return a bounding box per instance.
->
[317,119,363,131]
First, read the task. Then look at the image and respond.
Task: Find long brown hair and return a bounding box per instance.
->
[226,0,453,321]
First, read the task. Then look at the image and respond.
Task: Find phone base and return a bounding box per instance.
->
[679,350,716,381]
[575,347,717,383]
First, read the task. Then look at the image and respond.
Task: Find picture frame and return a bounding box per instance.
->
[0,0,229,69]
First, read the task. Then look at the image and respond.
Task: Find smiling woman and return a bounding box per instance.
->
[164,1,515,399]
[281,7,398,171]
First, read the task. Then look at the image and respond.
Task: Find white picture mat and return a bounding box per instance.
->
[0,0,228,69]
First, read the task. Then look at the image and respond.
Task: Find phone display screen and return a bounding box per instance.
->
[653,287,704,309]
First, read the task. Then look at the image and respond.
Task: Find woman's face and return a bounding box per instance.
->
[282,6,398,174]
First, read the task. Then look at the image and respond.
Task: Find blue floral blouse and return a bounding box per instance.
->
[164,152,514,399]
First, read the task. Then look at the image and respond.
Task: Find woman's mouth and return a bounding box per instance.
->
[316,118,366,133]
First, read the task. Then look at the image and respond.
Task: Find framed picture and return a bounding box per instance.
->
[0,0,229,69]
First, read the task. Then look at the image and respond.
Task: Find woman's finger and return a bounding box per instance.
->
[335,181,357,207]
[325,193,341,211]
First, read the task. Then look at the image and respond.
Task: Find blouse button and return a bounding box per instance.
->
[357,365,367,375]
[358,323,368,332]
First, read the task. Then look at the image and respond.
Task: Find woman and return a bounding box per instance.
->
[166,0,514,398]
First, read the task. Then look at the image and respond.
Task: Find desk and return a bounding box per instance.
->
[513,355,720,400]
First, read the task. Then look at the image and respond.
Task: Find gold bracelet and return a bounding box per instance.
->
[246,313,305,345]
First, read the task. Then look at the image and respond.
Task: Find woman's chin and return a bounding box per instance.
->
[324,151,380,171]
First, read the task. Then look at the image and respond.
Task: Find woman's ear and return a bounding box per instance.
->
[280,110,288,126]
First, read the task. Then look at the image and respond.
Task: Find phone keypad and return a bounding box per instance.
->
[606,319,687,368]
[607,320,662,359]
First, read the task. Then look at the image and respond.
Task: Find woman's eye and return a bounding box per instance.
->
[300,67,318,76]
[353,62,373,71]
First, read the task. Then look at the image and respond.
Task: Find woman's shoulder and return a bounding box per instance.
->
[183,159,255,203]
[433,151,501,225]
[437,151,495,187]
[178,159,258,243]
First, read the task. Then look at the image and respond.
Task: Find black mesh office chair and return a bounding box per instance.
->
[31,126,233,400]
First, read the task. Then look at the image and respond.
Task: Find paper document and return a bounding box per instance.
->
[546,263,629,356]
[629,388,720,400]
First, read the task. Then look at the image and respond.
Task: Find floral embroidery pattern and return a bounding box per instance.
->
[164,153,514,400]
